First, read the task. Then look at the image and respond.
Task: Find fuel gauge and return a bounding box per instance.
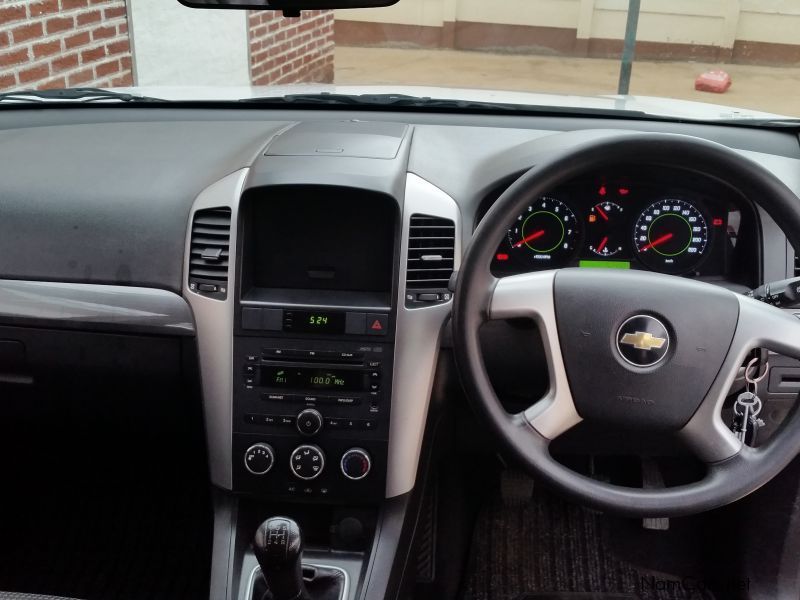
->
[587,201,625,257]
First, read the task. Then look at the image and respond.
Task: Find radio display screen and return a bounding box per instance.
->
[260,366,366,392]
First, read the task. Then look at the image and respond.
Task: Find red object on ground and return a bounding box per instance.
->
[695,70,732,93]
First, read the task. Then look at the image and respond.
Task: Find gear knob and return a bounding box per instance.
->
[253,516,307,600]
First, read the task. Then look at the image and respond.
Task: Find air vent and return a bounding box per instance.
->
[795,251,800,277]
[189,207,231,299]
[405,214,455,306]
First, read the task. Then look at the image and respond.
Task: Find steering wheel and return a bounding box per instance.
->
[452,131,800,517]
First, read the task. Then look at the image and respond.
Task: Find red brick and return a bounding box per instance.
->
[0,32,9,49]
[0,5,28,25]
[120,55,131,70]
[46,16,75,35]
[80,46,106,63]
[91,25,116,41]
[38,76,67,90]
[0,48,30,67]
[111,74,129,86]
[64,31,91,49]
[61,0,90,8]
[51,52,79,72]
[18,64,51,85]
[103,6,126,19]
[76,9,102,26]
[95,58,119,77]
[117,22,127,35]
[67,68,93,86]
[106,40,128,55]
[0,73,16,90]
[29,0,60,17]
[11,22,44,44]
[33,39,62,59]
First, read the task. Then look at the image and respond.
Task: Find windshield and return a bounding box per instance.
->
[0,0,797,120]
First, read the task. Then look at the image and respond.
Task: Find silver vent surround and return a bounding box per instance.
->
[183,169,248,490]
[388,173,461,498]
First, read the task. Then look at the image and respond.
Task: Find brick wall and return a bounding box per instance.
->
[249,10,334,86]
[0,0,133,92]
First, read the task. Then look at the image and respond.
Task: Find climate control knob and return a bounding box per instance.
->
[289,445,325,480]
[341,448,372,481]
[296,408,323,437]
[244,443,275,476]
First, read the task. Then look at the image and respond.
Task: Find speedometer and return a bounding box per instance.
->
[634,198,708,274]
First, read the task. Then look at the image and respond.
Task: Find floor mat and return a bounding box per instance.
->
[461,488,713,600]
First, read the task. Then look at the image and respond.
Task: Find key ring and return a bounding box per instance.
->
[745,356,769,385]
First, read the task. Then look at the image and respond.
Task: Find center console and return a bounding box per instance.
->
[231,185,399,504]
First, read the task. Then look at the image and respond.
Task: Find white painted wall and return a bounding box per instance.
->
[127,0,250,87]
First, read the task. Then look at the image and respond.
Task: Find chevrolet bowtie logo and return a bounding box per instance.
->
[619,331,667,351]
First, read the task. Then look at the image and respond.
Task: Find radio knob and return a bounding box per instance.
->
[289,445,325,480]
[296,408,324,437]
[341,448,372,481]
[244,443,275,476]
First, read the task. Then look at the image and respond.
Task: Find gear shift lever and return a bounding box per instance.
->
[253,516,308,600]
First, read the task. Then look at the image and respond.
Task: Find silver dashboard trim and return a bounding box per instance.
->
[183,168,248,490]
[0,279,194,335]
[387,173,461,498]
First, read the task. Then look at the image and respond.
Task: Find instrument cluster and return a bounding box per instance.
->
[490,170,747,278]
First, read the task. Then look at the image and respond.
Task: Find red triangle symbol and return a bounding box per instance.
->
[370,319,383,331]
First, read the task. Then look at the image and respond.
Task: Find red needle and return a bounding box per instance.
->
[513,229,545,248]
[595,205,609,221]
[640,232,674,252]
[596,236,608,253]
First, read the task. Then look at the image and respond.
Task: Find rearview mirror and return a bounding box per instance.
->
[177,0,399,14]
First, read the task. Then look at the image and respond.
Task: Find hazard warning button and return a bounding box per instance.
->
[366,313,388,336]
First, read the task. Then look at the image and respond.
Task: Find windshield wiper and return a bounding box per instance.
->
[241,92,651,118]
[0,87,167,104]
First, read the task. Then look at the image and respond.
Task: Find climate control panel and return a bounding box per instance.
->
[232,337,391,502]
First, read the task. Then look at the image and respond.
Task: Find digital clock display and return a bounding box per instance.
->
[283,310,346,334]
[260,366,366,392]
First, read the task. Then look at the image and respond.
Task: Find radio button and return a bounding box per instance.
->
[289,445,325,480]
[369,370,380,379]
[243,364,257,375]
[325,417,343,429]
[244,443,275,476]
[262,393,288,402]
[296,408,324,436]
[369,383,380,392]
[367,360,381,368]
[279,415,295,426]
[335,397,361,406]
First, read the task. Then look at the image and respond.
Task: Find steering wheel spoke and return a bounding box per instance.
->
[681,295,800,463]
[490,271,583,439]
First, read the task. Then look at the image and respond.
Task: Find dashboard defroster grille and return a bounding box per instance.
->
[189,207,231,299]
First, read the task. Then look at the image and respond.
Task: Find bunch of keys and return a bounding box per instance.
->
[732,357,769,445]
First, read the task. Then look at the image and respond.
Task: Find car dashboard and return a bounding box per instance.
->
[0,106,798,600]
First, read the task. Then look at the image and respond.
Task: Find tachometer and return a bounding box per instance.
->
[506,197,578,267]
[634,198,708,273]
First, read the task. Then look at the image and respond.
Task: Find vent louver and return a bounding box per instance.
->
[189,207,231,299]
[405,214,455,306]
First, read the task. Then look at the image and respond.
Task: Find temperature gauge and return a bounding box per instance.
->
[587,201,625,257]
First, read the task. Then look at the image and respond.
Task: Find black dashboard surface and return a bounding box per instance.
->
[0,107,797,292]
